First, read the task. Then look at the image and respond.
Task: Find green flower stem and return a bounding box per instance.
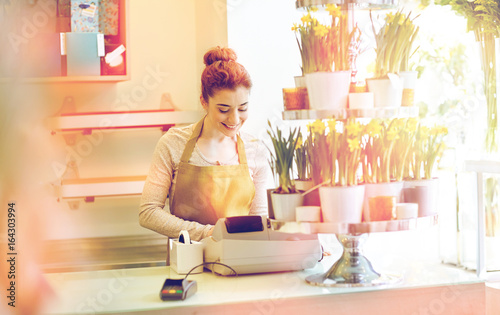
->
[475,31,498,153]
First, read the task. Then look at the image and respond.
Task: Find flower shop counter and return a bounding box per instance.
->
[42,256,485,315]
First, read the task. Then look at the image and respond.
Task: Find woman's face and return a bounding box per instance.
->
[202,86,250,138]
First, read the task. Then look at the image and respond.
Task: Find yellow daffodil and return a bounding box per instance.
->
[430,126,448,136]
[393,118,405,130]
[385,12,395,23]
[347,138,360,152]
[419,126,430,139]
[386,127,399,141]
[345,121,362,137]
[326,4,341,17]
[301,13,312,24]
[406,118,418,132]
[397,15,405,26]
[309,119,326,135]
[327,119,337,133]
[314,24,329,37]
[365,119,382,137]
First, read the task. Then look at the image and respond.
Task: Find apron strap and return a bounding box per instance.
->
[180,118,204,163]
[180,117,248,165]
[236,134,247,165]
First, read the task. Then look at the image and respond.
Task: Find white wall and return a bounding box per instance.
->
[227,0,304,141]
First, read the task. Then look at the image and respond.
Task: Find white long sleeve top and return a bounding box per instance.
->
[139,123,269,241]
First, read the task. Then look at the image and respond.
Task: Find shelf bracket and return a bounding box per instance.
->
[56,96,78,145]
[161,124,174,133]
[61,158,81,210]
[160,92,179,110]
[84,196,95,203]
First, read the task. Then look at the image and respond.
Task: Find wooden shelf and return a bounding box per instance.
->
[48,109,204,134]
[283,106,419,120]
[0,75,130,84]
[270,214,438,235]
[58,175,147,200]
[465,160,500,174]
[295,0,398,10]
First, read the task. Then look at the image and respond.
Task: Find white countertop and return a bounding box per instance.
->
[41,255,485,315]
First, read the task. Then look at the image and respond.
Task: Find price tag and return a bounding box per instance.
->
[81,3,97,17]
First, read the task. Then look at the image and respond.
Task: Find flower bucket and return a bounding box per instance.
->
[319,185,365,223]
[305,71,351,110]
[283,88,309,110]
[363,181,404,222]
[296,206,321,222]
[303,187,321,207]
[294,75,307,88]
[295,179,314,192]
[403,178,439,217]
[271,192,304,222]
[366,75,404,108]
[399,71,418,107]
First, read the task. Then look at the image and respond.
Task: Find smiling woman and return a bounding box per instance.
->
[139,47,269,242]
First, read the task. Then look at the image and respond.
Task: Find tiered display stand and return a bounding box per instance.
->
[270,215,438,287]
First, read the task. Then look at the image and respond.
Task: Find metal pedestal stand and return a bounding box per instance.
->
[306,234,401,287]
[270,215,438,287]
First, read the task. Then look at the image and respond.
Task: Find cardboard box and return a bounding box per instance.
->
[66,32,101,76]
[71,0,100,32]
[99,0,119,35]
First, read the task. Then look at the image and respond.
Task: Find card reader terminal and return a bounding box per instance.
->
[159,278,197,301]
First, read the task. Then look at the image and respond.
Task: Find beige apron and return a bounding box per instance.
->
[169,118,256,225]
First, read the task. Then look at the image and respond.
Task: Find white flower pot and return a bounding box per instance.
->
[319,185,365,223]
[294,75,307,88]
[305,71,351,110]
[399,71,418,107]
[363,181,404,222]
[296,206,321,222]
[366,74,404,108]
[271,192,304,222]
[403,178,439,217]
[295,179,314,192]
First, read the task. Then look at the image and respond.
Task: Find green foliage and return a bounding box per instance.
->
[435,0,500,37]
[294,132,310,181]
[267,121,299,194]
[435,0,500,152]
[371,10,420,78]
[293,5,361,74]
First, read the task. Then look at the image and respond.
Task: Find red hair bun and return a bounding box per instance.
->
[203,47,237,66]
[201,46,252,102]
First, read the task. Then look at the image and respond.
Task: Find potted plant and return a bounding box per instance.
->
[403,123,448,217]
[390,118,418,182]
[294,132,313,191]
[267,121,303,221]
[308,118,365,223]
[398,13,420,107]
[292,4,361,110]
[367,10,419,108]
[361,118,406,221]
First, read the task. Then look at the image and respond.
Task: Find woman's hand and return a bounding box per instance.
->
[207,226,215,236]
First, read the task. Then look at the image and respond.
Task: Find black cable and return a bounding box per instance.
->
[183,261,238,280]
